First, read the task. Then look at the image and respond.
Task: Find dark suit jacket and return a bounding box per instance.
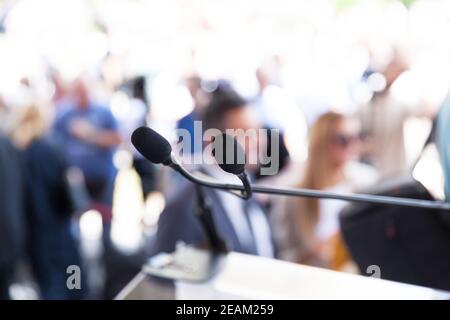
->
[0,135,25,276]
[151,180,276,257]
[21,138,86,299]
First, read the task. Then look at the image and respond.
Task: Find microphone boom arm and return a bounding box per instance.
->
[170,154,450,211]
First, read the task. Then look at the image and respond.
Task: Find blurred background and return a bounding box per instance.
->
[0,0,450,300]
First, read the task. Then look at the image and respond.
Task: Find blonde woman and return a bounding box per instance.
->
[7,102,86,299]
[273,112,378,270]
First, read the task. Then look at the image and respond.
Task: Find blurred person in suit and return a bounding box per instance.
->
[7,101,86,299]
[151,88,276,258]
[272,112,377,269]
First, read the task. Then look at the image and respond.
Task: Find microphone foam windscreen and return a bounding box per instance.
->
[212,133,246,175]
[131,126,172,164]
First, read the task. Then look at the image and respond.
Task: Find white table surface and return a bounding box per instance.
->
[117,252,449,300]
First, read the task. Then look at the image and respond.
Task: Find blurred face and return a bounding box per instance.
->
[223,106,264,171]
[185,77,206,108]
[328,118,360,167]
[256,69,269,90]
[185,77,201,97]
[384,60,407,88]
[72,80,90,110]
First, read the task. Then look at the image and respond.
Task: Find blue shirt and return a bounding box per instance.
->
[54,103,118,181]
[437,92,450,200]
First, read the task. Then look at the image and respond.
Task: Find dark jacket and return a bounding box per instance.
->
[151,180,276,257]
[22,138,86,299]
[0,135,26,277]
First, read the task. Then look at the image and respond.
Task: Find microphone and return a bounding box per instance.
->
[131,126,251,199]
[212,133,252,199]
[131,126,450,211]
[131,126,172,165]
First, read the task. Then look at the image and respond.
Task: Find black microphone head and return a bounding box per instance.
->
[212,133,246,175]
[131,126,172,165]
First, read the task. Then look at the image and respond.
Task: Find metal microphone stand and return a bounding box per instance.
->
[143,182,228,282]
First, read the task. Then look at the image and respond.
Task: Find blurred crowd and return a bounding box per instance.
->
[1,0,450,299]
